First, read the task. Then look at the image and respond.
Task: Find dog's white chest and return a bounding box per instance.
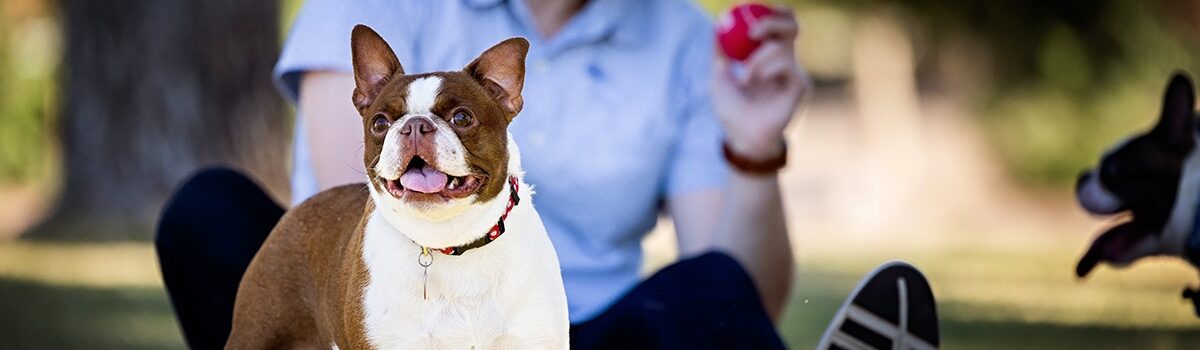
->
[366,295,510,349]
[358,210,568,350]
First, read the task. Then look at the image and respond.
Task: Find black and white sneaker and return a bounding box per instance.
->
[817,260,940,350]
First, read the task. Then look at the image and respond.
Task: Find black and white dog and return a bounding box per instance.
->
[1075,72,1200,314]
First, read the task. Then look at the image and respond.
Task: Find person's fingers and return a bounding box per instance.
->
[743,41,784,69]
[711,41,746,88]
[743,42,794,86]
[754,57,793,88]
[749,11,799,42]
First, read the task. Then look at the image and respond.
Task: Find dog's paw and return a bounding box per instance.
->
[1075,221,1167,278]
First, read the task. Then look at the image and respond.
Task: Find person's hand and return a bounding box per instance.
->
[711,7,811,161]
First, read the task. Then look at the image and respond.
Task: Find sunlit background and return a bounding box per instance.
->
[1,0,1198,348]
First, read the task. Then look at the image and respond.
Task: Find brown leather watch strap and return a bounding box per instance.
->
[722,140,787,174]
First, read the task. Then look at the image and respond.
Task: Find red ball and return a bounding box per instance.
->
[717,3,776,61]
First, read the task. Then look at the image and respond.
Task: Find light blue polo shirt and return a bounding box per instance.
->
[276,0,730,323]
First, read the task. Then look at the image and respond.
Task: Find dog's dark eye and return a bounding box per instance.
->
[371,114,390,134]
[452,111,473,127]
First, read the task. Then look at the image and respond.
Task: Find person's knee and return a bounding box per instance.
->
[167,167,264,212]
[159,168,248,240]
[678,251,750,282]
[156,167,281,264]
[653,251,762,301]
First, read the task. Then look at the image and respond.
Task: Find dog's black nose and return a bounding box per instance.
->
[400,118,437,136]
[1076,169,1092,193]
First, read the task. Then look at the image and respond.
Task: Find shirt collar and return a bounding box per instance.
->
[564,0,644,48]
[466,0,644,49]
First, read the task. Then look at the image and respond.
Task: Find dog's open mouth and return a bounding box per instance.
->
[383,157,485,200]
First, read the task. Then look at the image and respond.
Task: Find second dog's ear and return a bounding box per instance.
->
[465,38,529,123]
[351,25,404,112]
[1153,72,1196,151]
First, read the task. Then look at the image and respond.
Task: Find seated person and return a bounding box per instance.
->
[156,0,810,348]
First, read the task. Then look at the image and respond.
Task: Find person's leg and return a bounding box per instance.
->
[155,167,284,349]
[570,251,787,350]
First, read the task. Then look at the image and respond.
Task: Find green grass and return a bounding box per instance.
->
[782,269,1200,349]
[775,228,1200,348]
[0,278,183,349]
[0,242,183,349]
[1,237,1198,349]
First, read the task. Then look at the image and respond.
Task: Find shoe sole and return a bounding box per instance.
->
[816,260,940,350]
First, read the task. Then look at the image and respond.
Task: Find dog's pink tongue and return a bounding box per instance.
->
[399,164,448,193]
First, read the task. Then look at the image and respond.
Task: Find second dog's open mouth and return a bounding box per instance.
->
[383,157,485,200]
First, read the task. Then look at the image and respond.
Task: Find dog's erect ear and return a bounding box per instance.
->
[464,38,529,122]
[351,25,404,112]
[1152,72,1196,151]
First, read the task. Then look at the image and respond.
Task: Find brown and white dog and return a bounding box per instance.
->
[226,25,568,349]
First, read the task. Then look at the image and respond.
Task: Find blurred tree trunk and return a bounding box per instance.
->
[29,0,291,241]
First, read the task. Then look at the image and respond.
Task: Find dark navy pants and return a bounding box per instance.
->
[156,168,786,349]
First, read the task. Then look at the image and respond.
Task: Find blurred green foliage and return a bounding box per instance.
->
[913,0,1200,187]
[0,3,57,184]
[904,0,1187,188]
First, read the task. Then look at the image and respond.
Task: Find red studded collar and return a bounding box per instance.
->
[421,176,521,257]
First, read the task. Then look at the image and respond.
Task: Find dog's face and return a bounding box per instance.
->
[350,25,527,219]
[1074,73,1197,276]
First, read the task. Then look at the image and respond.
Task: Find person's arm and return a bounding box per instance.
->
[274,0,424,197]
[670,8,809,322]
[298,71,368,190]
[670,178,792,321]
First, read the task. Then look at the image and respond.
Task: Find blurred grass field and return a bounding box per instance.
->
[785,240,1200,349]
[2,226,1198,349]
